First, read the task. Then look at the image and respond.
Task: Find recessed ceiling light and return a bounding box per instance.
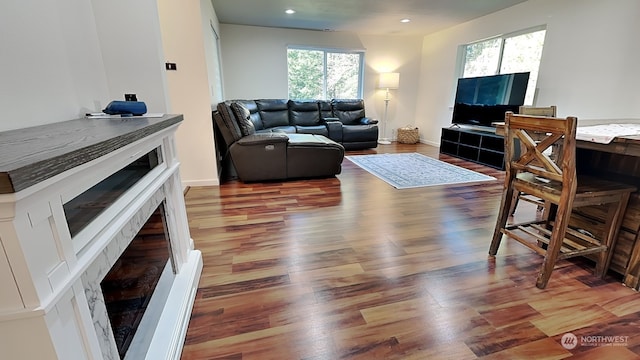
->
[400,18,411,23]
[285,9,296,14]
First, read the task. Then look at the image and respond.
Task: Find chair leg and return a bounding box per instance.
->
[509,191,520,215]
[536,198,574,289]
[595,193,631,277]
[534,202,556,250]
[543,202,556,222]
[489,184,516,256]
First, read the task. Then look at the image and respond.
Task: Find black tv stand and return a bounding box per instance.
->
[439,126,506,170]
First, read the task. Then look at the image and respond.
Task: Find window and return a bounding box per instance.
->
[461,27,546,105]
[287,47,364,100]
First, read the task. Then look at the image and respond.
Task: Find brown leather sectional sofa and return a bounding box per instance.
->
[213,99,378,182]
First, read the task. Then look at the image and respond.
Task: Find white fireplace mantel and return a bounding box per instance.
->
[0,115,202,359]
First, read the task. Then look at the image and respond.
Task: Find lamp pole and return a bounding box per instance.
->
[377,72,398,145]
[378,88,391,145]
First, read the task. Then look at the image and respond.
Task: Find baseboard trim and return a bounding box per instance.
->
[182,178,220,187]
[421,139,440,147]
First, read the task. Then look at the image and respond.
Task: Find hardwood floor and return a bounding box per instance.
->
[181,143,640,360]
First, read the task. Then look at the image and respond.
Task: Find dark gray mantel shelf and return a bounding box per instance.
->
[0,114,183,194]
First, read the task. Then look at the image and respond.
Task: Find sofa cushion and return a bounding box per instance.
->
[342,124,378,142]
[295,125,328,137]
[269,126,297,133]
[332,99,366,125]
[286,134,344,179]
[216,102,243,143]
[230,102,256,136]
[319,100,333,119]
[288,100,321,126]
[232,100,263,131]
[256,99,290,128]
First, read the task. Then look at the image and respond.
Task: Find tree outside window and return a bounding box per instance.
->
[462,28,546,105]
[288,48,363,100]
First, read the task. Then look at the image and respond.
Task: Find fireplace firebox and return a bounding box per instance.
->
[101,204,174,358]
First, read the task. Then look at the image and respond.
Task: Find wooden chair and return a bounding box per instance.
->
[509,105,558,215]
[489,112,636,289]
[518,105,557,117]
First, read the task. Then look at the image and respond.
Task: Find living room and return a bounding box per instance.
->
[2,0,638,187]
[0,0,640,358]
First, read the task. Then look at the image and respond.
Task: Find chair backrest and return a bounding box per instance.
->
[504,111,577,186]
[519,105,557,117]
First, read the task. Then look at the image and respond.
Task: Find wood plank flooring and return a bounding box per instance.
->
[181,143,640,360]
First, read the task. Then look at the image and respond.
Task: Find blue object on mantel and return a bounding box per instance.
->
[103,101,147,116]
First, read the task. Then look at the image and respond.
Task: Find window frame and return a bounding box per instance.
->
[457,25,547,105]
[287,45,365,100]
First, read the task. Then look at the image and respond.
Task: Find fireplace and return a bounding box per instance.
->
[63,147,179,359]
[0,115,202,359]
[100,204,174,358]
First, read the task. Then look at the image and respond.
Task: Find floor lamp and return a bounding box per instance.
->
[378,72,399,145]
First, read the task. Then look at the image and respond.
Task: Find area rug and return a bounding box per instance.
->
[346,152,496,189]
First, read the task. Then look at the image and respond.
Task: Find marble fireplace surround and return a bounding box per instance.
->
[83,186,173,360]
[0,115,202,359]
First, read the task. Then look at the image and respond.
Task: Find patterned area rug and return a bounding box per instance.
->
[346,152,497,189]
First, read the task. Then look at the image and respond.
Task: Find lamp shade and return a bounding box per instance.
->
[378,72,400,89]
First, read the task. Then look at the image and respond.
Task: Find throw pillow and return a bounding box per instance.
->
[230,102,256,136]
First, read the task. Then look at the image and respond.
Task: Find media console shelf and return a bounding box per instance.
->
[440,126,506,169]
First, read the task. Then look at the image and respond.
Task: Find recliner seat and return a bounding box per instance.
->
[330,99,379,150]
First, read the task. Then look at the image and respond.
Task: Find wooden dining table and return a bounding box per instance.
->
[494,119,640,289]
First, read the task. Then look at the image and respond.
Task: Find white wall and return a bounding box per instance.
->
[219,24,366,99]
[0,0,109,131]
[157,0,219,186]
[416,0,640,145]
[91,0,169,113]
[358,35,424,140]
[0,0,220,186]
[218,25,424,137]
[0,0,171,132]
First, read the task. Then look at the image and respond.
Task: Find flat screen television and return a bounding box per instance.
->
[452,72,530,127]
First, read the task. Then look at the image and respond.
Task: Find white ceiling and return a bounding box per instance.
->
[212,0,528,36]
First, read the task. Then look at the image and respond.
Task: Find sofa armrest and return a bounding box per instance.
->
[236,133,289,145]
[230,133,288,181]
[360,117,378,125]
[323,118,343,143]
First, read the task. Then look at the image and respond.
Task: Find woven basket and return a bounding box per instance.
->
[397,126,419,144]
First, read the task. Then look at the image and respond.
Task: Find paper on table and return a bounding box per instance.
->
[576,124,640,144]
[85,112,119,118]
[85,113,165,119]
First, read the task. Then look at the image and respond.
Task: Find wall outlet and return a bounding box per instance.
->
[165,63,177,71]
